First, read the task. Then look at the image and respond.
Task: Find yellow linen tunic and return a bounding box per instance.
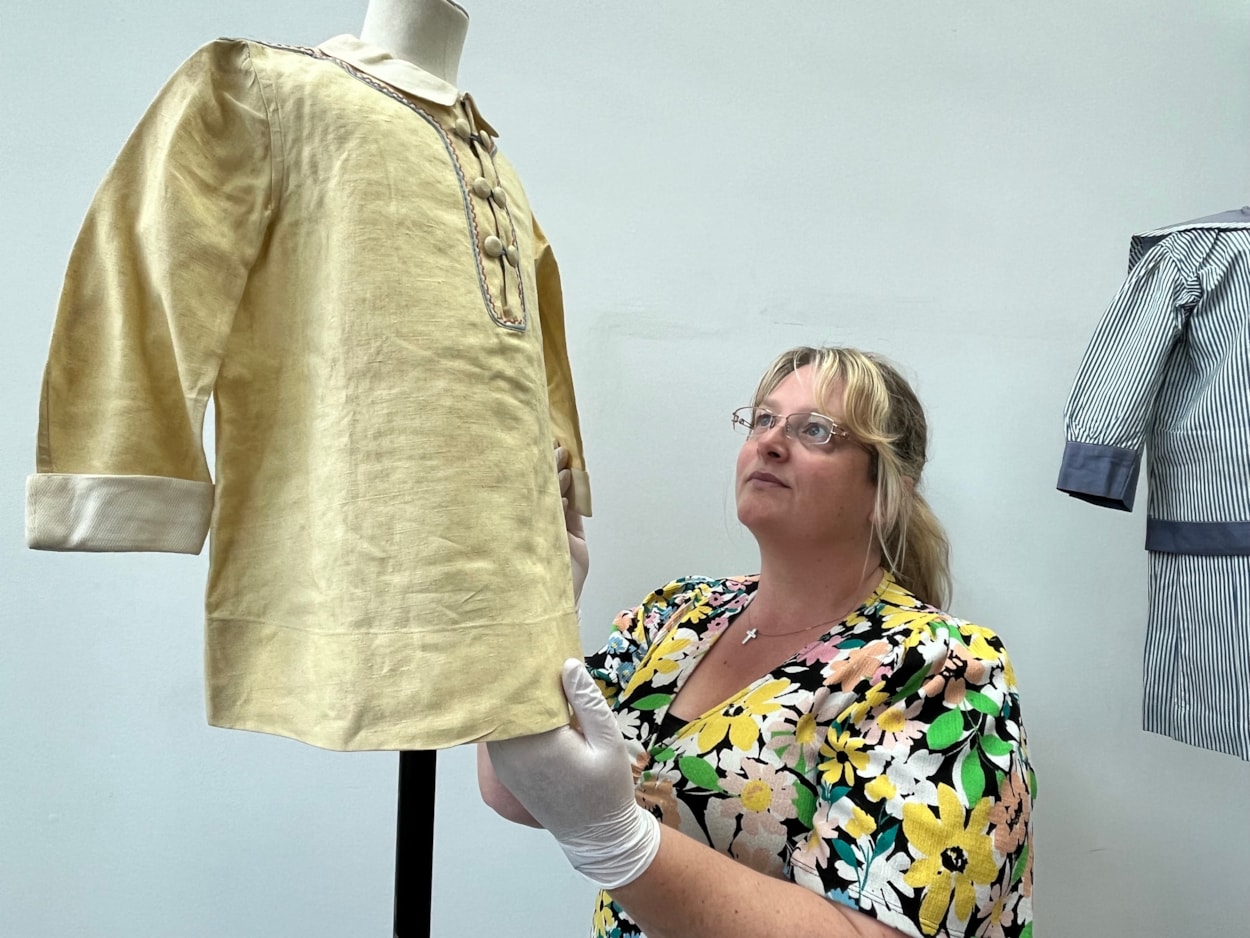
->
[25,35,590,751]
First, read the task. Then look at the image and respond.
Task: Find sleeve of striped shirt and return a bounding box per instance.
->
[1057,243,1196,511]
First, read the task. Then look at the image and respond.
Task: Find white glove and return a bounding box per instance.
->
[554,444,589,603]
[486,659,661,891]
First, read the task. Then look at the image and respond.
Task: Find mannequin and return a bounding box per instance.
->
[360,0,469,85]
[362,7,468,935]
[355,5,475,936]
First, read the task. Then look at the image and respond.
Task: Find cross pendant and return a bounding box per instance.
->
[741,628,758,644]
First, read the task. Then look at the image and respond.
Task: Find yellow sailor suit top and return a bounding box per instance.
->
[25,35,590,751]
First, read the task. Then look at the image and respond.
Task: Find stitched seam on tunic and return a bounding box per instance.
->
[244,42,285,218]
[206,609,574,635]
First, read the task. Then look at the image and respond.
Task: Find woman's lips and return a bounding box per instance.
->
[747,471,787,487]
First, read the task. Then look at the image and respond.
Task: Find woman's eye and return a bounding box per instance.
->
[755,413,778,429]
[801,422,832,443]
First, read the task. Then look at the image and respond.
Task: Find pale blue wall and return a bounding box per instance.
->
[3,2,1249,935]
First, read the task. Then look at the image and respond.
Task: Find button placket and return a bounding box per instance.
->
[301,51,527,330]
[455,98,526,328]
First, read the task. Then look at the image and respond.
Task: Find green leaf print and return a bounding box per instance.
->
[833,838,858,868]
[823,784,852,804]
[961,753,986,804]
[678,756,722,792]
[629,693,672,711]
[871,822,899,859]
[1020,923,1033,938]
[979,735,1014,757]
[926,709,965,749]
[794,784,817,828]
[649,745,676,763]
[1012,843,1029,884]
[965,690,1001,715]
[888,667,929,704]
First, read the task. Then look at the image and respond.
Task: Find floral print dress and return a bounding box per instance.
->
[585,573,1034,938]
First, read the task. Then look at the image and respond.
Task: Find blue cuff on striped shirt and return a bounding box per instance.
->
[1056,440,1141,511]
[1146,519,1250,555]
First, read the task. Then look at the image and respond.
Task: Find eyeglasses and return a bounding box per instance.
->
[730,406,855,448]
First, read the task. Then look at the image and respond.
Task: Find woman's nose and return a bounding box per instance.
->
[755,422,790,457]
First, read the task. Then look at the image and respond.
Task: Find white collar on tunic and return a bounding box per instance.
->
[315,35,498,137]
[317,33,461,106]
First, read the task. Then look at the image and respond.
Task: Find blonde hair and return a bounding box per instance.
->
[751,346,951,609]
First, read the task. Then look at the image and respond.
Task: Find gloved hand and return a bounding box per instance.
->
[554,444,589,603]
[486,659,661,891]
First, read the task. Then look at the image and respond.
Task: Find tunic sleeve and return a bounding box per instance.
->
[1057,240,1203,511]
[533,216,591,517]
[26,39,276,553]
[791,619,1035,938]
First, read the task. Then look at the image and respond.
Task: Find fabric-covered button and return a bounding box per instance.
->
[454,118,472,141]
[491,187,508,208]
[483,235,505,258]
[505,245,519,267]
[472,177,492,199]
[477,130,494,153]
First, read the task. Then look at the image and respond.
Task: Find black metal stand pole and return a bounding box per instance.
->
[393,749,436,938]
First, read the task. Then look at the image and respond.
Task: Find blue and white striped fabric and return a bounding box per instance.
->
[1059,207,1250,760]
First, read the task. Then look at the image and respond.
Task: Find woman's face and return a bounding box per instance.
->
[734,365,879,554]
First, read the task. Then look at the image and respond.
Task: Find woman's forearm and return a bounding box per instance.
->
[609,825,907,938]
[476,742,542,827]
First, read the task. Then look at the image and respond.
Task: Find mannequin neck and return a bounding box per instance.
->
[359,0,470,85]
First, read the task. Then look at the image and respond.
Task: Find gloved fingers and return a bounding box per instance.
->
[561,659,621,753]
[554,445,574,511]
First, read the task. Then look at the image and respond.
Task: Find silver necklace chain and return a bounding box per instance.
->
[739,599,855,645]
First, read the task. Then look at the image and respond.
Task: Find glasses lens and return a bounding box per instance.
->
[794,414,835,445]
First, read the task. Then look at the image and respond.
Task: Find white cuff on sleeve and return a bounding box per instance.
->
[26,473,214,554]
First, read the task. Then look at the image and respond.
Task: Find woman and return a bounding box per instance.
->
[482,346,1035,938]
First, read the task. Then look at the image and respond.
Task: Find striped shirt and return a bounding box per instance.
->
[1058,208,1250,759]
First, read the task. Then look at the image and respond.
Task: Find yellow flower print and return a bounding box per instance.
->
[622,634,691,696]
[739,778,773,812]
[903,785,999,933]
[591,892,617,936]
[794,712,818,747]
[817,727,871,786]
[877,603,941,650]
[673,587,716,625]
[679,679,789,753]
[958,623,1006,663]
[837,683,890,725]
[845,805,876,839]
[865,773,897,803]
